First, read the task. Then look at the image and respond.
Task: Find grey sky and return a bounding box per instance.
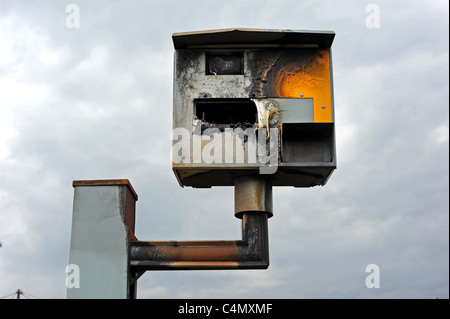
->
[0,0,448,299]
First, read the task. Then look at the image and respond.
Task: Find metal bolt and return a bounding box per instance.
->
[300,93,304,97]
[321,105,326,109]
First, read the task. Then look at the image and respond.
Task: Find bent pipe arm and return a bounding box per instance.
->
[129,212,269,270]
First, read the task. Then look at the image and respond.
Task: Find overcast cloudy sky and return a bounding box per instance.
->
[0,0,448,299]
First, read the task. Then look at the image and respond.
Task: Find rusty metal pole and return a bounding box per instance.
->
[129,176,272,271]
[234,175,273,219]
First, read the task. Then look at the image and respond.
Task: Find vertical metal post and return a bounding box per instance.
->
[67,180,138,299]
[234,175,273,218]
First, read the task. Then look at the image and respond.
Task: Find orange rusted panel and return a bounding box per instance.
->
[273,50,332,122]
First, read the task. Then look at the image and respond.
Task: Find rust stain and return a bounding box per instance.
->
[180,246,238,261]
[135,240,241,263]
[167,261,240,269]
[151,244,239,261]
[130,213,269,270]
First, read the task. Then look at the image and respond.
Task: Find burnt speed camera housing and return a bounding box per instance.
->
[172,28,336,188]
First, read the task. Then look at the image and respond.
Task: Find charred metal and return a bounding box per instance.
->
[130,212,269,270]
[172,29,336,188]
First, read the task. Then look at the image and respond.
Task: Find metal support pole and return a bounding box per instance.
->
[67,180,138,299]
[129,176,272,271]
[67,177,272,298]
[234,175,273,218]
[130,212,269,270]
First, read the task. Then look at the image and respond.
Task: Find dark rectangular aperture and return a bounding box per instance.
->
[206,53,244,75]
[195,99,256,124]
[282,123,334,163]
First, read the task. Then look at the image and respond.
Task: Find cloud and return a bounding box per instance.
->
[0,0,448,299]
